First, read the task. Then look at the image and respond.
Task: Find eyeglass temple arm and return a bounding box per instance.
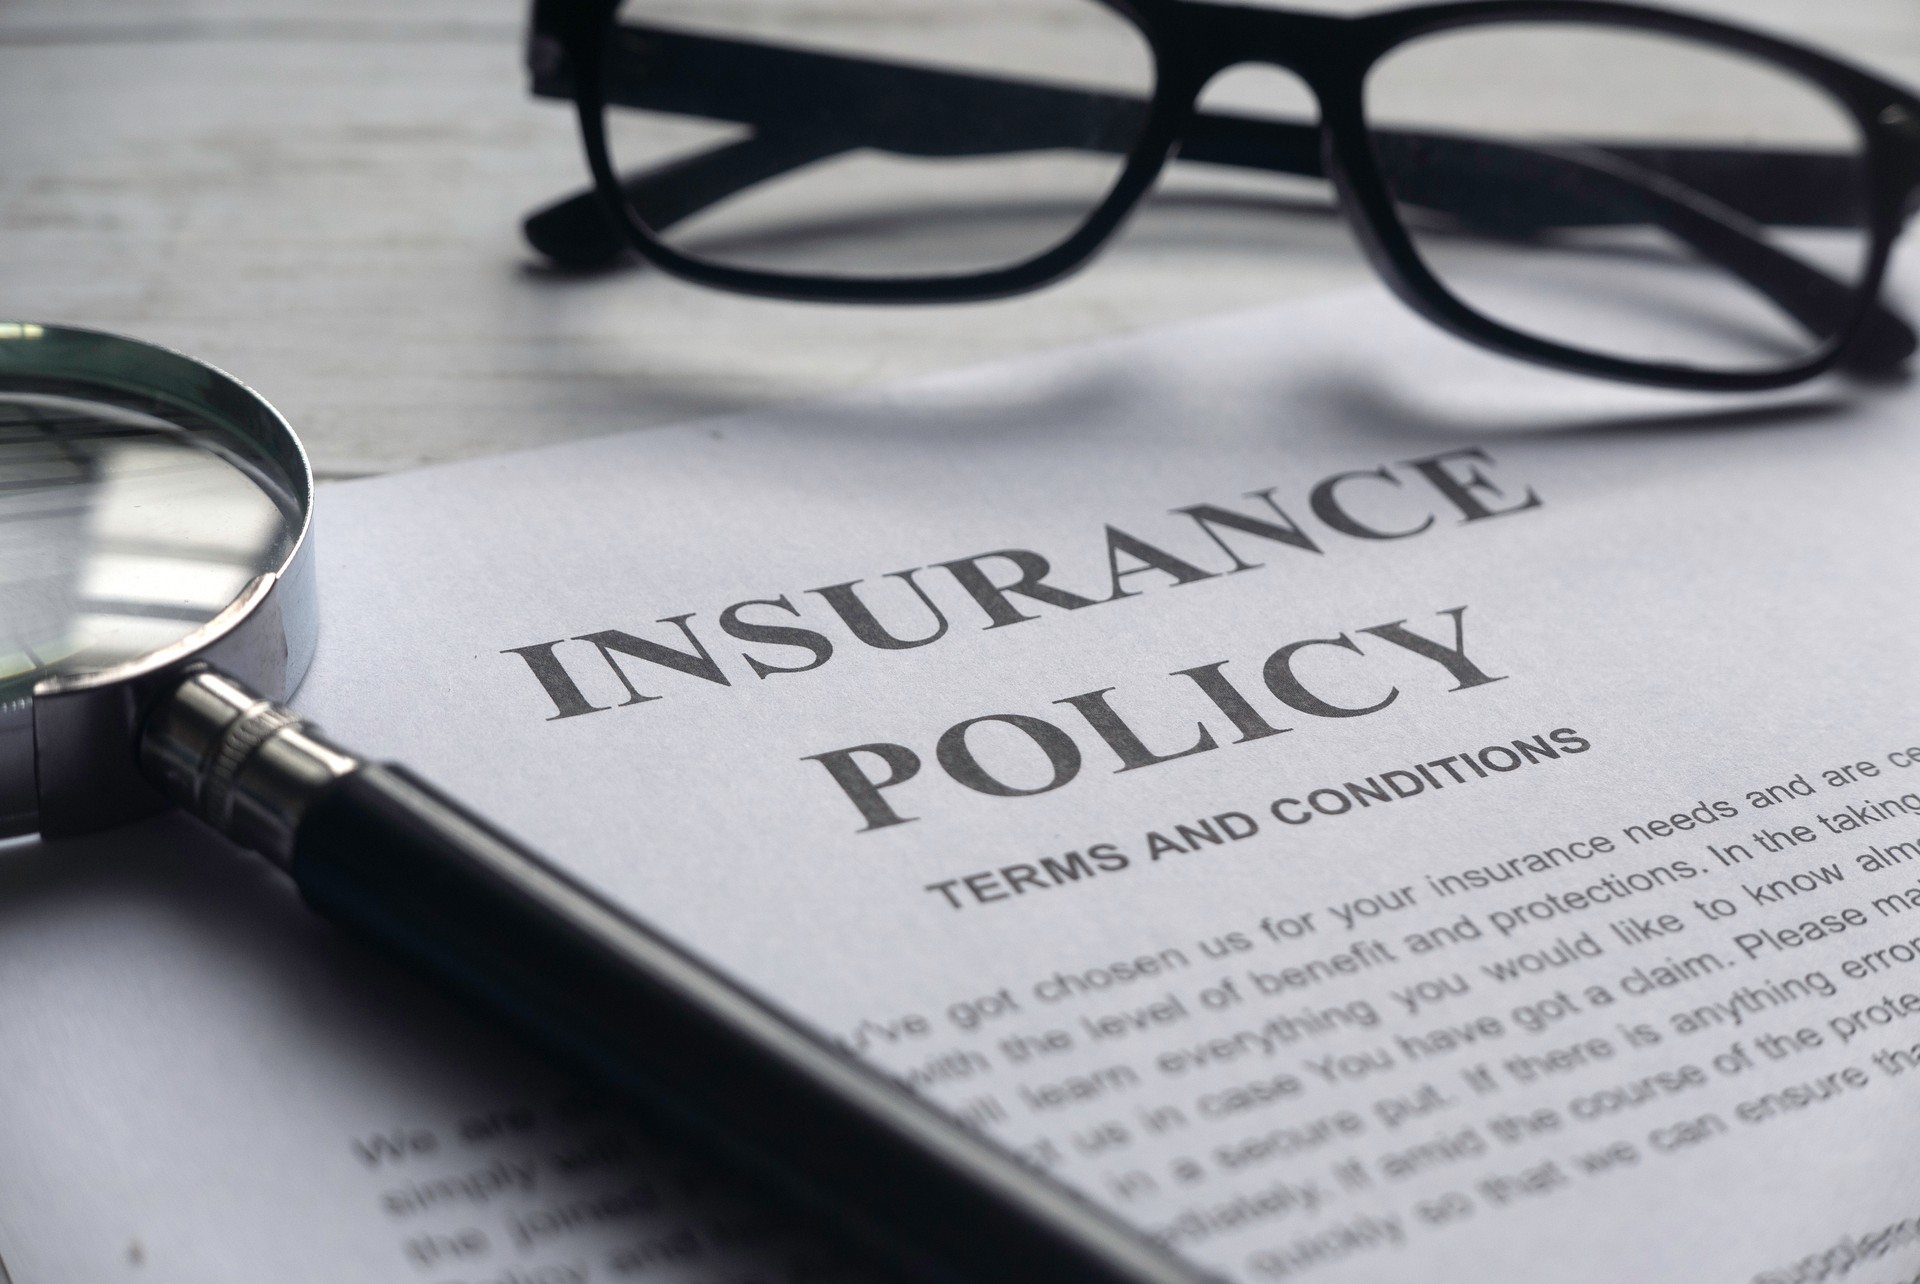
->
[526,23,1911,369]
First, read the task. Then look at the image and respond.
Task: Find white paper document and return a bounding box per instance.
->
[5,289,1920,1284]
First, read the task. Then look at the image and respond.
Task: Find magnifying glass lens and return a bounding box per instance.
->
[0,391,299,702]
[0,387,299,702]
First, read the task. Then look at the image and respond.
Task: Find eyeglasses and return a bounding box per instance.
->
[522,0,1920,392]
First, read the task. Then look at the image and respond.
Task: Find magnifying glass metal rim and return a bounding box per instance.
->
[0,321,316,839]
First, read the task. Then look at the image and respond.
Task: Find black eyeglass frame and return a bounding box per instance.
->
[530,0,1920,392]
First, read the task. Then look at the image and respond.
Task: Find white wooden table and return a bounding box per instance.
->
[3,6,1919,1282]
[4,0,1916,477]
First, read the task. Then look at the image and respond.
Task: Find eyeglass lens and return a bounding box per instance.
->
[601,0,1155,278]
[1368,21,1873,373]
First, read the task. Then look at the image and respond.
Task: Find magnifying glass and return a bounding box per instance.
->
[0,323,1211,1284]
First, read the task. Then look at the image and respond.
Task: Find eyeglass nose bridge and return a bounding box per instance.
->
[1149,1,1373,118]
[1140,0,1386,231]
[1135,4,1395,250]
[1134,2,1490,371]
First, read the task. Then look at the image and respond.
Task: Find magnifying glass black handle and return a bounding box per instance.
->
[140,669,1218,1284]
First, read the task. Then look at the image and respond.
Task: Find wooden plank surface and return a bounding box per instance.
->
[2,0,1916,475]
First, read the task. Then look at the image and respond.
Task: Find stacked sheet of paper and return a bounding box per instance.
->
[3,289,1919,1283]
